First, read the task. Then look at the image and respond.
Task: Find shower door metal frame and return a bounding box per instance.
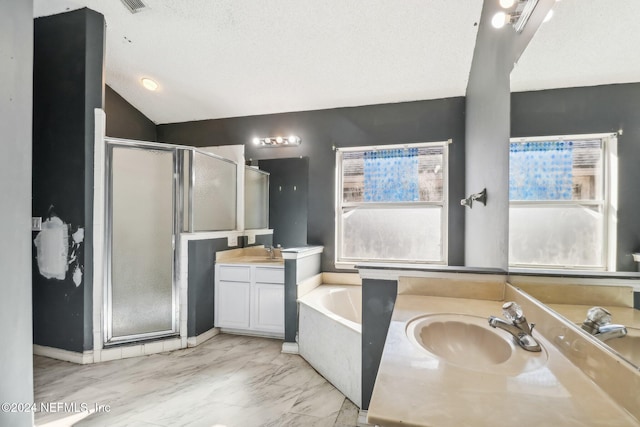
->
[104,139,183,345]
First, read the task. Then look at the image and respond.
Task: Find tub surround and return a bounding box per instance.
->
[299,284,362,407]
[298,272,362,299]
[367,279,640,427]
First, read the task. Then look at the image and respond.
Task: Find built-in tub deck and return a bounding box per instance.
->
[297,274,362,407]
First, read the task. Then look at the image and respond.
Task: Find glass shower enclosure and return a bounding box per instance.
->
[104,138,237,345]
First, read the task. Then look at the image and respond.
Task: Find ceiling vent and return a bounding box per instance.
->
[120,0,148,14]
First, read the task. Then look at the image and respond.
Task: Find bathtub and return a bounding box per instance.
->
[298,285,362,407]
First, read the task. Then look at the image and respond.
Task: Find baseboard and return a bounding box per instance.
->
[187,327,220,347]
[358,410,375,427]
[281,342,299,354]
[220,328,284,340]
[33,344,93,365]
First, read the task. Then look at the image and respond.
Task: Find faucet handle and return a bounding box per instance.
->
[585,306,612,326]
[502,301,524,323]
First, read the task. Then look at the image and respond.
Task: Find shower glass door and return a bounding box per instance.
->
[106,144,178,344]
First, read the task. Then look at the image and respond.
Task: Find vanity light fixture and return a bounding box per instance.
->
[492,0,544,33]
[252,136,301,147]
[141,77,158,91]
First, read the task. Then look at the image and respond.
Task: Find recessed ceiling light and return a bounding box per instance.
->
[141,77,158,91]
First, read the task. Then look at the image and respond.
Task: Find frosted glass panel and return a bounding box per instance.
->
[341,206,442,261]
[509,205,604,268]
[193,152,237,231]
[111,147,174,337]
[245,167,269,229]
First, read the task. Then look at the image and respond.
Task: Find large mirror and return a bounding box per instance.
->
[508,0,640,366]
[510,0,640,273]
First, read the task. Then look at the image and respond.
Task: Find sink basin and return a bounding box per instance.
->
[406,313,548,375]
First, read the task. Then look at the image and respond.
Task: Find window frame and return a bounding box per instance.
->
[508,132,618,271]
[334,141,450,269]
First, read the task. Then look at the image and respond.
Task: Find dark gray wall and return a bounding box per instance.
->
[511,83,640,271]
[188,238,231,336]
[158,98,466,272]
[361,278,398,410]
[283,253,322,343]
[0,0,34,425]
[283,259,298,343]
[105,85,157,141]
[32,8,105,352]
[259,157,309,248]
[465,0,555,269]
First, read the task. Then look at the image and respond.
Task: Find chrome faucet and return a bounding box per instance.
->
[488,302,542,352]
[581,307,627,342]
[265,245,275,259]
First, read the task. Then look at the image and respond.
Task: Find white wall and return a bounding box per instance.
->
[0,0,35,425]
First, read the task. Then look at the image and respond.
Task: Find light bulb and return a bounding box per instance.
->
[491,12,507,29]
[276,137,283,144]
[252,138,260,145]
[288,136,298,144]
[499,0,515,8]
[141,78,158,91]
[544,9,554,22]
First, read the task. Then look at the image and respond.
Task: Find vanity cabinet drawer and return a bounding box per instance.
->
[218,265,251,282]
[255,267,284,284]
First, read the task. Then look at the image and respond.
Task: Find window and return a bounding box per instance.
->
[335,141,448,267]
[508,133,617,270]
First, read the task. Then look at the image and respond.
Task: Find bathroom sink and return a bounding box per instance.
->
[604,327,640,366]
[406,313,548,375]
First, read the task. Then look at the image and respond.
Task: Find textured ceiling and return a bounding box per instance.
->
[34,0,483,124]
[34,1,637,124]
[511,0,640,92]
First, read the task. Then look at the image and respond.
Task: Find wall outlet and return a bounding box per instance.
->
[32,217,42,231]
[227,235,238,247]
[248,234,256,244]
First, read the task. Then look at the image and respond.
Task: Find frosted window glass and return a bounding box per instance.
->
[341,206,442,261]
[111,147,174,337]
[193,152,237,231]
[245,167,269,230]
[343,146,444,203]
[509,205,604,268]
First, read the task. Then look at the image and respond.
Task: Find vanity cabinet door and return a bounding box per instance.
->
[216,280,251,329]
[251,282,284,333]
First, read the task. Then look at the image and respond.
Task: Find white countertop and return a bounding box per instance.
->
[367,294,640,427]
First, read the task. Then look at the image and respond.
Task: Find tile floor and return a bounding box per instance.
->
[34,334,359,427]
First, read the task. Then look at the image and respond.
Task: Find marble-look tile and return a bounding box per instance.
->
[34,334,353,427]
[264,411,337,427]
[268,358,326,389]
[289,379,345,419]
[334,398,359,427]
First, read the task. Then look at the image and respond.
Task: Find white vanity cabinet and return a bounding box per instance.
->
[214,263,284,337]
